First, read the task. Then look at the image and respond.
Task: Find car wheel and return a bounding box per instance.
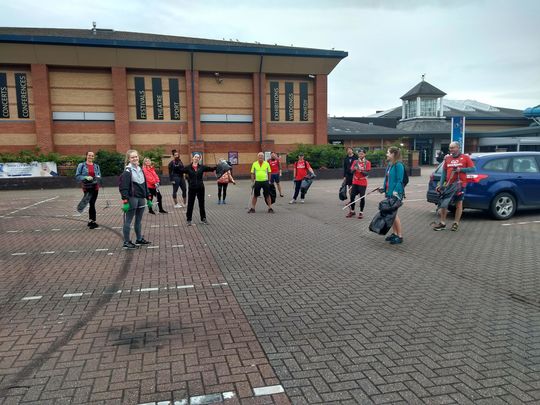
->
[490,192,516,220]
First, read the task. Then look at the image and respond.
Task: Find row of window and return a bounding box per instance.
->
[404,98,439,118]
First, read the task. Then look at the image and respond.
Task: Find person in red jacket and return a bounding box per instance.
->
[142,157,167,214]
[346,149,371,219]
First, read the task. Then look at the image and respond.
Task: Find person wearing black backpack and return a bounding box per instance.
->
[380,146,405,244]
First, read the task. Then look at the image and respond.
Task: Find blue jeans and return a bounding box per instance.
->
[123,197,145,242]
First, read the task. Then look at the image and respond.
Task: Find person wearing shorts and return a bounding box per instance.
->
[268,152,284,197]
[248,152,274,213]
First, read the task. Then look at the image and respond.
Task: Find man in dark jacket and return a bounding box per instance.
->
[343,147,357,194]
[168,150,186,208]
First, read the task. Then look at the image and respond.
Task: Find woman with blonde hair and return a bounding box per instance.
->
[142,157,167,214]
[118,150,152,249]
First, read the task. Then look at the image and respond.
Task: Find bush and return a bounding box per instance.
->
[139,147,165,173]
[95,149,124,176]
[287,144,344,169]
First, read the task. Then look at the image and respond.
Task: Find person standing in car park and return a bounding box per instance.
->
[168,150,187,208]
[343,147,357,195]
[433,142,476,232]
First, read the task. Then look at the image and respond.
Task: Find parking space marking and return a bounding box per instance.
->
[63,293,85,298]
[502,220,540,227]
[21,296,42,301]
[0,196,59,218]
[137,390,235,405]
[253,384,285,396]
[11,252,27,256]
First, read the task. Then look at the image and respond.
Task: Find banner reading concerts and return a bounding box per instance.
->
[0,73,9,119]
[0,162,58,178]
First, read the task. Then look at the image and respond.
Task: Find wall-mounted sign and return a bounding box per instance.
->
[285,82,294,121]
[299,82,308,121]
[228,151,238,165]
[270,81,280,121]
[15,73,29,119]
[134,77,147,120]
[152,78,163,120]
[0,73,9,119]
[169,78,180,120]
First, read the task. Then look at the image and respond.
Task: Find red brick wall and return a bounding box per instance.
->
[314,74,328,145]
[111,67,130,153]
[31,64,54,153]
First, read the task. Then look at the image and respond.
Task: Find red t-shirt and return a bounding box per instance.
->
[294,160,312,180]
[443,154,474,186]
[351,159,371,186]
[268,158,280,174]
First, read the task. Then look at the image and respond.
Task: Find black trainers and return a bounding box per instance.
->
[390,236,403,245]
[123,241,138,250]
[201,219,208,224]
[247,208,255,213]
[433,223,446,231]
[385,233,397,241]
[268,208,274,213]
[135,238,151,245]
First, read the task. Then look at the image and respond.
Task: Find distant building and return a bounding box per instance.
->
[332,79,538,165]
[0,27,347,173]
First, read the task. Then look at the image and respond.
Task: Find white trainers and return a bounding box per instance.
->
[174,204,183,208]
[289,199,296,204]
[300,199,305,204]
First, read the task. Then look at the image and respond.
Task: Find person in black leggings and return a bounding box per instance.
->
[180,154,216,225]
[168,149,186,208]
[75,151,101,229]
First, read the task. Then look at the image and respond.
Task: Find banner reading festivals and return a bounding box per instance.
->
[134,77,147,119]
[285,82,294,121]
[299,82,308,121]
[15,73,29,118]
[0,73,9,119]
[169,78,180,120]
[151,78,164,120]
[270,81,280,121]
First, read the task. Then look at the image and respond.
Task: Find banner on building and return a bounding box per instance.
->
[451,116,466,152]
[152,78,164,120]
[15,73,30,119]
[299,82,308,121]
[169,78,180,120]
[0,162,58,178]
[134,77,147,120]
[0,73,9,119]
[270,81,280,121]
[285,82,294,121]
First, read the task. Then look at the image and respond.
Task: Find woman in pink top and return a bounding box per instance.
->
[142,157,167,214]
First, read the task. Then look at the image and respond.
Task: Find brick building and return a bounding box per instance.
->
[0,27,347,173]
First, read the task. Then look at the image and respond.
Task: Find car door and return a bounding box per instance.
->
[511,156,540,206]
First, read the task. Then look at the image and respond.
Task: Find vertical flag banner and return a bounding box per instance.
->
[134,77,147,120]
[15,73,30,118]
[285,82,294,121]
[152,78,164,120]
[270,81,280,121]
[169,78,180,120]
[451,116,465,152]
[0,73,9,119]
[299,82,308,121]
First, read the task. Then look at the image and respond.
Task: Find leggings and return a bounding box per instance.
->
[217,183,228,201]
[186,186,206,221]
[88,188,99,221]
[172,176,187,200]
[123,197,145,242]
[292,180,305,200]
[149,187,164,210]
[350,185,367,212]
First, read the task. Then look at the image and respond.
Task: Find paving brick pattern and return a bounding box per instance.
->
[0,176,539,404]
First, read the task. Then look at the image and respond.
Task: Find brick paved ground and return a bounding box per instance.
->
[0,174,539,404]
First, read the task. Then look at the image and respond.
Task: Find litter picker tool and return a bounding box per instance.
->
[342,187,381,210]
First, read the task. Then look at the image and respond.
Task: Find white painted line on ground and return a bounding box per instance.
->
[112,226,122,229]
[403,198,425,202]
[63,293,84,298]
[21,296,42,301]
[137,287,159,292]
[502,221,540,227]
[211,283,228,287]
[41,251,55,255]
[68,250,79,253]
[11,252,27,256]
[253,385,285,396]
[171,244,184,248]
[176,285,194,289]
[7,230,22,233]
[150,225,160,228]
[95,248,109,252]
[147,246,159,249]
[1,196,59,218]
[52,228,61,231]
[34,230,42,232]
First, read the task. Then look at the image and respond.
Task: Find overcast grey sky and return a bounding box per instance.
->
[2,0,539,116]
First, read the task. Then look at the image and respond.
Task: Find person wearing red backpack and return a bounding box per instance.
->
[289,153,315,204]
[345,149,371,219]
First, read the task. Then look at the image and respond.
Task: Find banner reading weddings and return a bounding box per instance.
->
[0,162,58,178]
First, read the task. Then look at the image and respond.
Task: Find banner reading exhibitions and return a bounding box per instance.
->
[169,78,180,120]
[299,82,308,121]
[134,77,147,119]
[270,81,279,121]
[285,82,294,121]
[451,116,466,153]
[0,73,9,119]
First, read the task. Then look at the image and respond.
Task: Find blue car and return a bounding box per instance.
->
[427,152,540,219]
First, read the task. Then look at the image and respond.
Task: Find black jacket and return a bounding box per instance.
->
[180,164,216,189]
[343,155,357,177]
[168,159,185,180]
[119,167,149,200]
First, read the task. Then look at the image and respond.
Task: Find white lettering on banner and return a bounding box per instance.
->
[302,99,308,121]
[138,90,146,119]
[272,86,279,120]
[0,162,58,178]
[156,94,163,119]
[173,102,180,120]
[287,92,294,120]
[18,74,29,118]
[0,86,8,118]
